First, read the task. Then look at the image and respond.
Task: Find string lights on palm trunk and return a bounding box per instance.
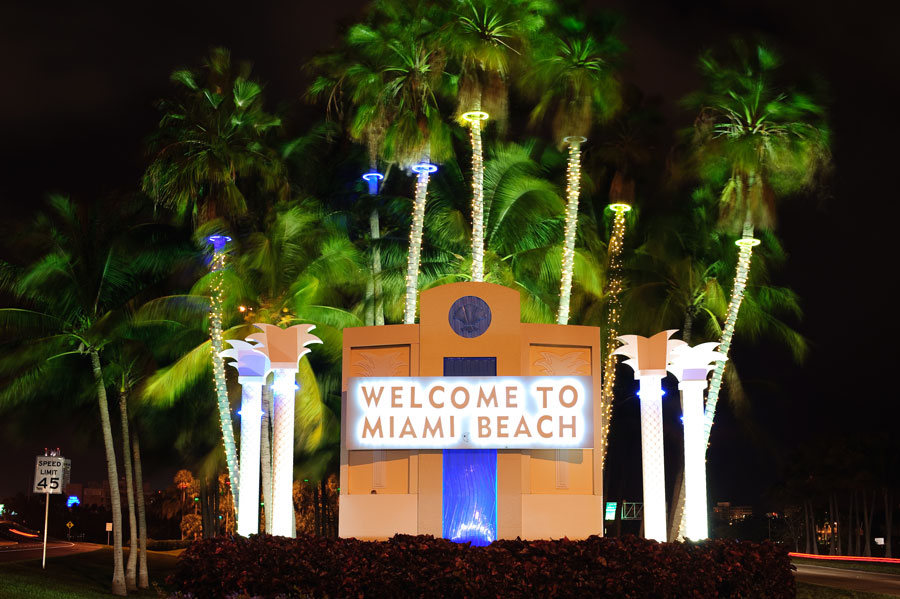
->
[404,162,437,325]
[206,235,240,515]
[703,235,760,446]
[599,203,631,467]
[557,136,586,325]
[462,111,488,283]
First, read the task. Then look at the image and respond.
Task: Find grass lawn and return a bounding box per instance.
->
[793,556,900,577]
[797,581,899,598]
[0,547,179,599]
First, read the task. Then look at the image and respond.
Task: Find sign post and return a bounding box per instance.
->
[105,522,113,545]
[33,453,67,569]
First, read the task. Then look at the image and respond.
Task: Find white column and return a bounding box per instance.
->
[638,375,667,542]
[237,383,262,536]
[681,380,709,540]
[271,369,297,536]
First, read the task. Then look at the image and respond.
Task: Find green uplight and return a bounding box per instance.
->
[608,203,632,214]
[735,238,761,247]
[461,111,489,122]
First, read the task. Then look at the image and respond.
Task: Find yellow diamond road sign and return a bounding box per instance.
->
[66,521,74,529]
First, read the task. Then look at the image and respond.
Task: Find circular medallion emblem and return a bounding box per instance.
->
[448,296,492,338]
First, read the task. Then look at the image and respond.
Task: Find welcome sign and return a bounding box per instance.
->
[346,376,593,450]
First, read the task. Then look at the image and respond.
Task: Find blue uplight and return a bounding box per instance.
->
[411,162,438,174]
[66,496,80,508]
[205,235,232,252]
[362,171,384,195]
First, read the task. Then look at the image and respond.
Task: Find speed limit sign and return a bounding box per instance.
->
[34,456,67,494]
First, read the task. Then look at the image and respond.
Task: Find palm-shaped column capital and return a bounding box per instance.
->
[246,323,322,371]
[614,330,685,377]
[667,342,726,385]
[220,339,271,385]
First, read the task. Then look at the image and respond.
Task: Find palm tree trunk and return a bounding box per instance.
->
[370,208,384,326]
[131,432,149,588]
[863,491,873,557]
[404,164,433,324]
[467,115,486,282]
[829,494,837,555]
[702,219,758,447]
[209,249,240,514]
[599,203,629,468]
[803,500,811,553]
[885,489,894,558]
[557,138,583,325]
[89,349,127,596]
[117,391,138,590]
[260,383,274,534]
[808,499,819,554]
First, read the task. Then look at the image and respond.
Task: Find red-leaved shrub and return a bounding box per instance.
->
[168,534,794,599]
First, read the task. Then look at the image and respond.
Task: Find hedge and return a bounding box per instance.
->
[168,534,794,599]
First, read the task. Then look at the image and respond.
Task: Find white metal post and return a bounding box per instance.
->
[42,492,49,568]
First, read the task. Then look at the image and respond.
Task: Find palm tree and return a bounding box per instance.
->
[441,0,548,282]
[342,2,452,323]
[522,14,623,324]
[142,201,362,532]
[143,48,287,508]
[0,195,177,596]
[143,47,285,226]
[684,39,829,447]
[307,43,390,325]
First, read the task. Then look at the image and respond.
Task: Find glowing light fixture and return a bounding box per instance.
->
[246,324,322,537]
[668,342,726,541]
[221,339,271,536]
[615,330,685,542]
[462,112,489,283]
[362,171,384,195]
[411,162,438,174]
[206,234,232,252]
[66,496,80,508]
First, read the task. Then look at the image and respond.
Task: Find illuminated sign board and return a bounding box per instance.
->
[346,376,593,450]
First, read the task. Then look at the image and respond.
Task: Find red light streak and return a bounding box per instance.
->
[790,552,900,565]
[9,528,39,538]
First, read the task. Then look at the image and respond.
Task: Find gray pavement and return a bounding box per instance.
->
[795,563,900,596]
[0,541,101,563]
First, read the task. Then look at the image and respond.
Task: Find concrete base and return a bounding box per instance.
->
[521,494,605,540]
[338,494,418,540]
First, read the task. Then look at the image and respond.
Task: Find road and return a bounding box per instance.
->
[795,563,900,596]
[0,540,101,563]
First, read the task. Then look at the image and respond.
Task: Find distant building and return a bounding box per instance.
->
[712,502,752,523]
[69,479,151,508]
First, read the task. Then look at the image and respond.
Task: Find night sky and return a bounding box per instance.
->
[0,0,896,511]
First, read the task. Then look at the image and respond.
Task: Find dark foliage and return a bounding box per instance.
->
[168,533,794,599]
